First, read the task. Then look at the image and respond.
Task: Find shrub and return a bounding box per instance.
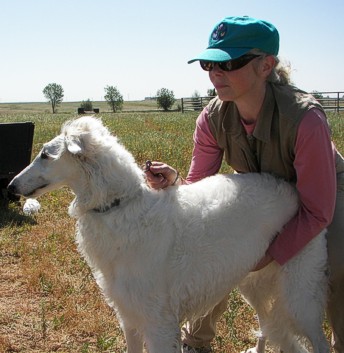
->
[156,88,175,111]
[80,99,93,111]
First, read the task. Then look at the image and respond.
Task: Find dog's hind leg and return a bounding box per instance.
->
[288,297,329,353]
[266,298,310,353]
[261,280,328,353]
[284,243,329,352]
[274,258,330,352]
[239,268,277,353]
[241,337,267,353]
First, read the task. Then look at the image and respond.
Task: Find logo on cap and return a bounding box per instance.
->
[212,22,227,41]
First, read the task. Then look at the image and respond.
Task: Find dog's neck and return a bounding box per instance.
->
[67,139,147,217]
[92,198,121,213]
[69,186,147,217]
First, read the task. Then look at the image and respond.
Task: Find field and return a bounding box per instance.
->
[0,100,174,115]
[0,107,343,353]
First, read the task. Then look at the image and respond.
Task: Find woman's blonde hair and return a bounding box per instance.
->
[250,49,291,85]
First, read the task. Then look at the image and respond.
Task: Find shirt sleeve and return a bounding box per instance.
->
[186,107,224,183]
[267,108,337,265]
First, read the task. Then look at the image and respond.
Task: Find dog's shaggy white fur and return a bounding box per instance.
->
[9,117,329,353]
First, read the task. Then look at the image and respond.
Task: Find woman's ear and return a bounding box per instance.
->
[260,55,276,78]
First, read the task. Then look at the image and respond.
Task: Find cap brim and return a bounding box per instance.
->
[188,47,251,64]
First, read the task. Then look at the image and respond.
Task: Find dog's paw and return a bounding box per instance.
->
[241,349,258,353]
[241,347,265,353]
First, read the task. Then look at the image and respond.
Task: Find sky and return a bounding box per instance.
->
[1,0,343,103]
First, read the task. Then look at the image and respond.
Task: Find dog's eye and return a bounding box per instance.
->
[41,151,49,159]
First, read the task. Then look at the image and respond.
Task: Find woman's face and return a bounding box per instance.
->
[208,56,271,102]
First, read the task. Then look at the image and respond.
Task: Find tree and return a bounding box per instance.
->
[104,85,123,112]
[207,88,216,97]
[43,83,64,114]
[311,90,324,101]
[156,88,175,111]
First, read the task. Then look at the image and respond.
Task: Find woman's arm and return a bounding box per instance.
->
[267,108,337,265]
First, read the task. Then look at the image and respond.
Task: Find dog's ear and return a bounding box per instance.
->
[66,136,83,155]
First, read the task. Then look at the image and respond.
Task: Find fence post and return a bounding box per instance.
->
[181,98,184,113]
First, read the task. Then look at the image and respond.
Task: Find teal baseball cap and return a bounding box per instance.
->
[188,16,279,63]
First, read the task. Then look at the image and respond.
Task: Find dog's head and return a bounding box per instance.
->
[62,116,113,157]
[8,117,112,198]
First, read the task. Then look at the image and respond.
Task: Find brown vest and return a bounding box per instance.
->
[207,83,344,182]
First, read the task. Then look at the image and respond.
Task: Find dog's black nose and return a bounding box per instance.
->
[7,183,17,195]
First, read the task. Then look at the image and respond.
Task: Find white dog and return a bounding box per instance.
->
[8,117,329,353]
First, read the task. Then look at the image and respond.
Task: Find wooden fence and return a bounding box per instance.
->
[181,96,214,113]
[181,92,344,113]
[315,92,344,112]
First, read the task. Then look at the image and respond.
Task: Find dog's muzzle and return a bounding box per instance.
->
[7,183,18,195]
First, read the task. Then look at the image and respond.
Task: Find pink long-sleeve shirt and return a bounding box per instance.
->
[185,107,337,265]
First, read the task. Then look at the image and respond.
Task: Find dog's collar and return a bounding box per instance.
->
[92,198,120,213]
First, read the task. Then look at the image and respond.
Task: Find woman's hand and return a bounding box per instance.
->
[251,252,274,271]
[144,161,180,190]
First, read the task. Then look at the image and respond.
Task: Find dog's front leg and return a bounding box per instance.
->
[144,322,181,353]
[123,327,144,353]
[241,337,266,353]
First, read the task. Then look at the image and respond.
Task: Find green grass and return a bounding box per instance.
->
[0,111,199,175]
[329,112,344,152]
[0,109,342,352]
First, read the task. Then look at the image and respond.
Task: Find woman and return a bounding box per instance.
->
[145,16,344,353]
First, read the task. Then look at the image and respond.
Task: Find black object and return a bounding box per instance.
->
[77,108,100,114]
[0,122,35,200]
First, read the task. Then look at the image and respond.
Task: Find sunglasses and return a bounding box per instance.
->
[200,54,261,72]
